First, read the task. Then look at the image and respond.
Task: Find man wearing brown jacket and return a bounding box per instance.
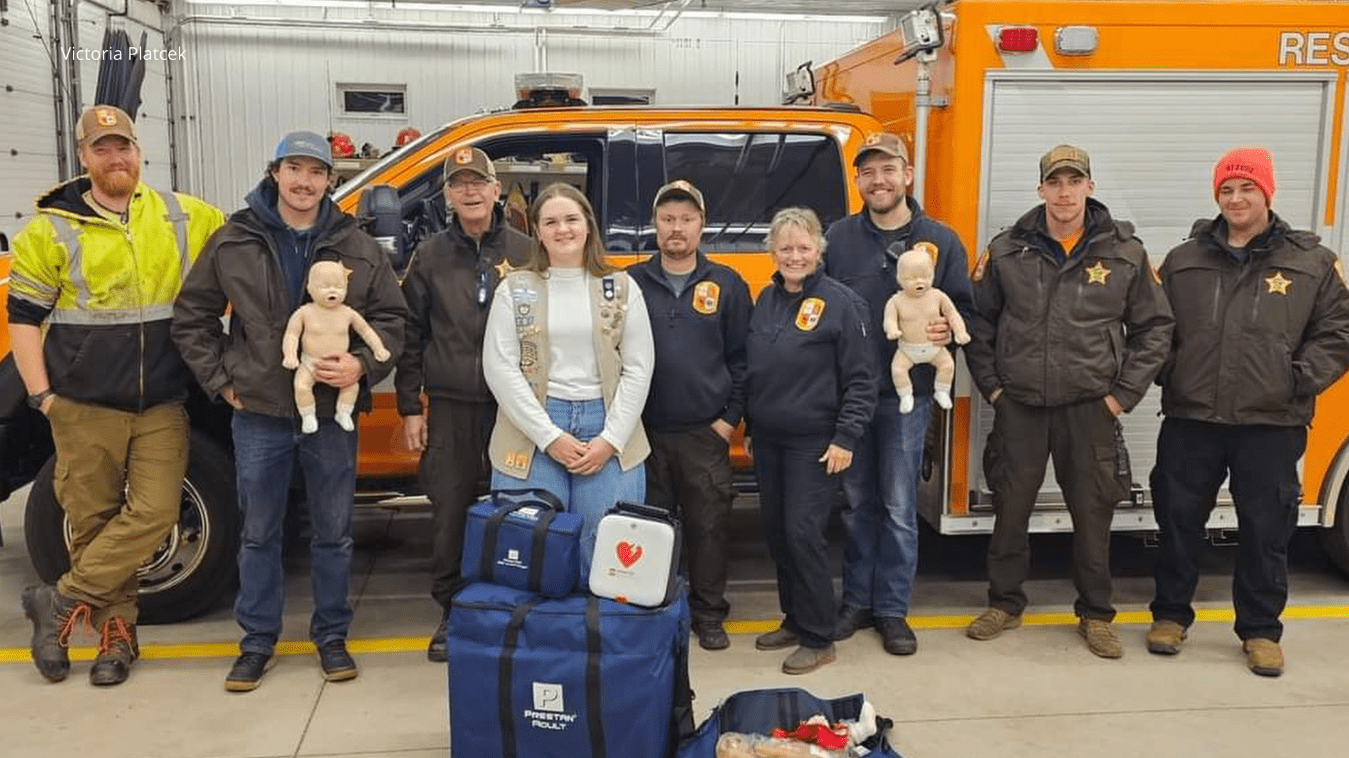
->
[1146,148,1349,677]
[964,144,1174,658]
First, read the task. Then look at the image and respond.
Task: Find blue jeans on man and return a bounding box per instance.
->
[232,411,358,655]
[839,395,929,647]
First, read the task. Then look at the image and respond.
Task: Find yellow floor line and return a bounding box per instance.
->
[4,606,1348,664]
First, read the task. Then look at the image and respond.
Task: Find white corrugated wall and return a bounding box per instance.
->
[169,3,891,208]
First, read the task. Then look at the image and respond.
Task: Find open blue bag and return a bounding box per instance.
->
[677,687,905,758]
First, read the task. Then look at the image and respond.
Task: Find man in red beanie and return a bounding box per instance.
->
[1147,147,1349,676]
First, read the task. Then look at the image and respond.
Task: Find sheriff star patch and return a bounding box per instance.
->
[692,280,720,314]
[796,298,826,331]
[1085,261,1111,285]
[1266,271,1292,295]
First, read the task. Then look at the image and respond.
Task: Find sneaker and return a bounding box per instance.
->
[1243,638,1284,677]
[20,584,92,682]
[755,625,799,651]
[876,616,917,656]
[428,618,448,663]
[694,622,731,651]
[832,606,875,641]
[782,644,837,675]
[225,651,274,692]
[1078,618,1124,659]
[89,616,138,686]
[317,640,358,682]
[1145,620,1187,655]
[965,607,1022,641]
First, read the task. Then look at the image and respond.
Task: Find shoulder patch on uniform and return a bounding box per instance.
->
[1150,263,1163,285]
[972,249,990,282]
[692,280,720,314]
[1335,260,1347,287]
[796,298,826,331]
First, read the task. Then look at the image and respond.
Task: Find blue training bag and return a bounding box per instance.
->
[677,687,906,758]
[461,488,582,598]
[448,579,693,758]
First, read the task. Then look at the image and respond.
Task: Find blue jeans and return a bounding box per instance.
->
[840,395,930,618]
[491,397,645,578]
[232,411,358,654]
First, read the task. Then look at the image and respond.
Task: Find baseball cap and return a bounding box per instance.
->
[1213,147,1275,202]
[76,105,137,145]
[444,147,497,182]
[275,131,333,168]
[652,179,705,214]
[1039,144,1091,182]
[854,132,909,166]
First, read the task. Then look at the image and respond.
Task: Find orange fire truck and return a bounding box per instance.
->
[793,0,1349,572]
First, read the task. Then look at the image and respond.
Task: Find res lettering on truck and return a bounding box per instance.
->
[1279,31,1349,66]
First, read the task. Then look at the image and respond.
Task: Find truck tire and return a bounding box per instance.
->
[1321,488,1349,578]
[24,430,240,624]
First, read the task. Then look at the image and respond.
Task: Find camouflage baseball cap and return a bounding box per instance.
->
[1040,144,1091,181]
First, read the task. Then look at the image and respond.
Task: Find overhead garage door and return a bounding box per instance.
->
[968,71,1338,508]
[1,8,61,247]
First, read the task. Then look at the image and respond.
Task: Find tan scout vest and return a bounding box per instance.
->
[489,269,651,478]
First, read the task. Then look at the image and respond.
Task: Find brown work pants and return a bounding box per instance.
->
[49,397,189,625]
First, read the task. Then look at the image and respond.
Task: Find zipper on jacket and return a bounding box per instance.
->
[123,223,148,412]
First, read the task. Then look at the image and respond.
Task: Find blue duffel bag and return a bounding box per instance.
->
[448,579,694,758]
[461,488,581,598]
[677,687,905,758]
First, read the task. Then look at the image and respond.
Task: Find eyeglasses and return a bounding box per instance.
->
[447,177,491,191]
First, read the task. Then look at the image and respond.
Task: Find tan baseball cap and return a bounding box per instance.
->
[854,132,909,166]
[444,147,497,182]
[652,179,705,214]
[76,105,137,145]
[1040,144,1091,181]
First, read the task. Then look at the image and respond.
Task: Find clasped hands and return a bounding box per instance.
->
[547,433,617,476]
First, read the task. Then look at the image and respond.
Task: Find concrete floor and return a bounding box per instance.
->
[2,488,1348,758]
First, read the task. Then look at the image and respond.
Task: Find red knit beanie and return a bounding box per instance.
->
[1213,148,1275,202]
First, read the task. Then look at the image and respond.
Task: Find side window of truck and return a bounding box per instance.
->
[662,132,847,252]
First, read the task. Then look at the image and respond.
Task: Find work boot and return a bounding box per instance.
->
[317,639,358,682]
[1243,638,1284,677]
[832,606,875,641]
[20,584,92,683]
[876,616,917,656]
[754,624,799,651]
[1078,618,1124,659]
[694,621,731,651]
[782,644,837,675]
[90,616,139,686]
[1145,620,1187,655]
[225,651,274,693]
[427,618,448,663]
[965,607,1022,641]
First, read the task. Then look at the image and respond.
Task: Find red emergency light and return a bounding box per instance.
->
[997,26,1039,52]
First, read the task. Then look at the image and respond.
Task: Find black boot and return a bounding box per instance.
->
[428,618,448,663]
[90,616,139,686]
[20,584,91,682]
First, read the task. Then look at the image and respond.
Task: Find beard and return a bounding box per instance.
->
[90,164,140,199]
[864,191,903,216]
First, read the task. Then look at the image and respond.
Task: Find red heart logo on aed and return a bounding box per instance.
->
[616,541,643,568]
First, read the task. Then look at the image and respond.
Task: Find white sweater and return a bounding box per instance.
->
[483,267,654,454]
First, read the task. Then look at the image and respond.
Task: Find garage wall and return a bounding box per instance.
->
[169,3,892,209]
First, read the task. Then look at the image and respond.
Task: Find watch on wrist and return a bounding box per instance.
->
[27,389,54,410]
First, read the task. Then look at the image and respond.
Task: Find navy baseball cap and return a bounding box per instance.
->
[275,131,333,168]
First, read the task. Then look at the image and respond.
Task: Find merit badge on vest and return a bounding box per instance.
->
[692,280,720,314]
[796,298,826,331]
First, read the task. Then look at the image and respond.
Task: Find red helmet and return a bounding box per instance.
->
[329,131,355,159]
[395,127,421,147]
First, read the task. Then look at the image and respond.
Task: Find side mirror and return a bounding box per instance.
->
[358,184,405,271]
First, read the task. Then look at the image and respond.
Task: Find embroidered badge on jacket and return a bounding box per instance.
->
[796,298,826,331]
[972,250,990,282]
[692,280,720,314]
[1085,261,1111,285]
[1266,271,1291,295]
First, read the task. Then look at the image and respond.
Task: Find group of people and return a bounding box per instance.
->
[9,104,1349,694]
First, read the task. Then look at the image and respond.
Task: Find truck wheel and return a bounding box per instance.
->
[24,430,240,624]
[1322,487,1349,578]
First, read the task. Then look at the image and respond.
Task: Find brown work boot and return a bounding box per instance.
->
[1243,638,1284,677]
[781,644,836,675]
[754,624,799,651]
[20,584,92,682]
[965,607,1022,641]
[1145,620,1187,655]
[1078,618,1124,659]
[90,616,139,686]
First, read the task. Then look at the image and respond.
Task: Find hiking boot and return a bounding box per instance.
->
[782,644,837,675]
[427,618,448,663]
[876,616,917,656]
[832,606,874,641]
[694,621,730,651]
[20,584,92,682]
[755,625,799,651]
[965,607,1022,641]
[225,651,274,692]
[1078,618,1124,659]
[1243,638,1284,677]
[317,640,358,682]
[89,616,138,686]
[1146,620,1187,655]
